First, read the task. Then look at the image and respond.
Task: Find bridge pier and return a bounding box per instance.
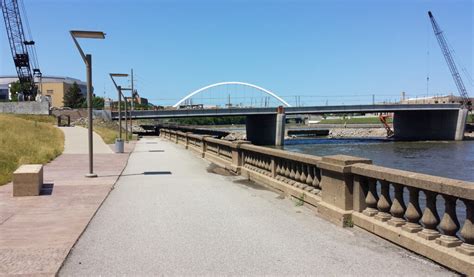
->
[246,108,285,146]
[393,108,468,141]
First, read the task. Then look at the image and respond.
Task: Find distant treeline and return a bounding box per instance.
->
[168,116,246,125]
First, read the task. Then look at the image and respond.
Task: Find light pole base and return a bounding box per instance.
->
[85,173,98,178]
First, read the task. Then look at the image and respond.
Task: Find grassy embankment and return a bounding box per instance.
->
[318,117,392,124]
[0,114,64,185]
[78,119,135,144]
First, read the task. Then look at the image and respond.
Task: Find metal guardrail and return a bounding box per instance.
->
[111,104,462,120]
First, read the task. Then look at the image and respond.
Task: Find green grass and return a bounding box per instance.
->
[0,114,64,185]
[93,126,119,144]
[92,126,135,144]
[318,117,391,124]
[79,120,136,144]
[12,114,57,124]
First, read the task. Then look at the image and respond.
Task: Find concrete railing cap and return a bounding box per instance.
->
[321,155,372,166]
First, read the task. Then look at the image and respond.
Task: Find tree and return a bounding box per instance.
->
[63,82,85,108]
[81,96,105,109]
[92,96,104,109]
[9,81,31,102]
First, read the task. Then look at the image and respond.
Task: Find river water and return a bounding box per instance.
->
[282,139,474,182]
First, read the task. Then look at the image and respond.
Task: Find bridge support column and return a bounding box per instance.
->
[455,108,468,140]
[246,107,285,146]
[393,108,468,141]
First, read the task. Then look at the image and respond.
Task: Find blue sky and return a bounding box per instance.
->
[1,0,472,106]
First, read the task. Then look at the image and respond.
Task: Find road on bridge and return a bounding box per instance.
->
[60,138,451,275]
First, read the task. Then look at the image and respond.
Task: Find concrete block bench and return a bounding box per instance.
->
[13,164,43,197]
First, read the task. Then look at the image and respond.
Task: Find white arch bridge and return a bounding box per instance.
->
[173,81,292,108]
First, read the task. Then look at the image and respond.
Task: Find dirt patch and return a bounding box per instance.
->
[206,163,235,176]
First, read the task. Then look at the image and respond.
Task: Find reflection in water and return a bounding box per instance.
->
[281,139,474,182]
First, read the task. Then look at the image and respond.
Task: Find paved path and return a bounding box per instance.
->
[60,137,451,276]
[60,126,113,154]
[0,127,132,276]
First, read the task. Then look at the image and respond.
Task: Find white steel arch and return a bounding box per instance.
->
[173,81,291,108]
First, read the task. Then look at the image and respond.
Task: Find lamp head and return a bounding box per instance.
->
[110,73,129,78]
[70,30,106,39]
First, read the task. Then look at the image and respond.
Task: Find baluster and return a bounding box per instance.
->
[312,167,320,189]
[306,165,313,186]
[363,178,379,217]
[283,161,289,177]
[276,160,281,175]
[388,183,406,227]
[264,158,269,173]
[375,181,392,222]
[289,163,296,179]
[418,190,441,240]
[295,164,301,183]
[436,195,462,247]
[300,164,307,183]
[458,199,474,255]
[285,163,295,185]
[402,187,423,233]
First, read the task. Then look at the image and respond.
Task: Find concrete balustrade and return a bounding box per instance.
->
[159,128,474,274]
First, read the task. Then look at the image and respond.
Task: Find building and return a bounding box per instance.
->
[125,96,149,106]
[399,94,473,105]
[0,84,8,101]
[0,76,87,108]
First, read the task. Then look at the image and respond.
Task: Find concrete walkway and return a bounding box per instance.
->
[0,126,132,276]
[60,126,113,154]
[60,137,451,276]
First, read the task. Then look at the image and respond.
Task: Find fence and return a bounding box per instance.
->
[160,128,474,274]
[0,101,50,115]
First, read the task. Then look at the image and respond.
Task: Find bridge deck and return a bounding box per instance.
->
[60,138,449,275]
[113,104,462,119]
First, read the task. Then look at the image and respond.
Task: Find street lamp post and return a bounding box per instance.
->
[110,73,130,151]
[121,88,133,143]
[70,30,105,178]
[130,69,134,140]
[117,85,122,139]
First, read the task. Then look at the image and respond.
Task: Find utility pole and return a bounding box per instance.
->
[372,94,375,105]
[130,68,134,137]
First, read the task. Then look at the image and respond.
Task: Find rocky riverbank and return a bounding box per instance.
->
[327,128,388,138]
[221,127,389,141]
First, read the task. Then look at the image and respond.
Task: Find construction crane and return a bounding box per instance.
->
[428,11,471,110]
[1,0,41,100]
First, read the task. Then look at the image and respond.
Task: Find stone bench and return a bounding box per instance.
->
[13,164,43,197]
